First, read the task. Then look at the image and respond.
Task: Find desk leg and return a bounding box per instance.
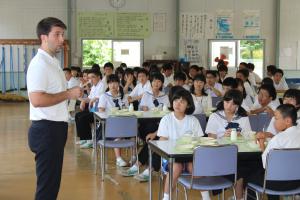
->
[93,116,97,174]
[169,158,174,200]
[148,144,152,200]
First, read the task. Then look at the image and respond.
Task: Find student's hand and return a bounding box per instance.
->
[126,75,134,84]
[264,106,274,116]
[146,132,157,142]
[224,129,231,137]
[256,132,266,140]
[257,138,266,151]
[67,86,83,99]
[136,94,143,101]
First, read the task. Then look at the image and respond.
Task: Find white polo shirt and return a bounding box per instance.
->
[139,91,169,110]
[267,110,300,135]
[88,80,105,100]
[27,49,68,122]
[205,110,252,138]
[98,91,124,112]
[273,79,289,91]
[206,82,223,97]
[157,112,204,140]
[251,96,280,112]
[192,94,212,114]
[163,74,174,87]
[67,77,80,89]
[262,126,300,168]
[129,80,152,97]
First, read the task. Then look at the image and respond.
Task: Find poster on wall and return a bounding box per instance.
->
[183,39,202,65]
[243,10,261,39]
[153,13,166,32]
[180,13,215,39]
[215,10,233,39]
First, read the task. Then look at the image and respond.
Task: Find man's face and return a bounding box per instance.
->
[104,67,113,76]
[88,73,100,86]
[41,26,65,55]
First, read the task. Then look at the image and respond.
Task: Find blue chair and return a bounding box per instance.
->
[177,145,238,200]
[193,114,207,134]
[97,116,138,181]
[212,96,222,107]
[249,114,259,132]
[249,113,272,132]
[245,148,300,200]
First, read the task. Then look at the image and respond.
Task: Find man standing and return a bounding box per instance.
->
[27,17,82,200]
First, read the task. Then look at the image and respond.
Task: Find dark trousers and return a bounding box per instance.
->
[28,120,68,200]
[75,110,94,140]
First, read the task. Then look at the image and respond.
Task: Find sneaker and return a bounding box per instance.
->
[116,157,127,167]
[129,156,137,166]
[76,140,86,145]
[134,168,150,182]
[121,165,138,177]
[80,141,93,149]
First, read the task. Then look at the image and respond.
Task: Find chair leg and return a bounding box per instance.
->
[256,191,260,200]
[101,147,105,181]
[95,144,98,174]
[222,189,225,200]
[176,182,178,200]
[183,186,188,200]
[232,186,237,200]
[245,187,248,200]
[158,172,163,200]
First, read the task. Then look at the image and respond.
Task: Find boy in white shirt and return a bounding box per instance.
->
[162,63,174,89]
[173,71,190,91]
[246,63,261,85]
[205,70,223,97]
[63,68,80,89]
[272,68,289,92]
[101,62,114,91]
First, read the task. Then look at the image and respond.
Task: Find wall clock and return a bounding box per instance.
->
[109,0,126,9]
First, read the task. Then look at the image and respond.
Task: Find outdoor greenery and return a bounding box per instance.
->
[82,40,112,68]
[240,40,263,59]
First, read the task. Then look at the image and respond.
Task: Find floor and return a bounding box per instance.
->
[0,102,232,200]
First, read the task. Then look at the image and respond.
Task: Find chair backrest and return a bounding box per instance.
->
[105,116,138,138]
[193,114,207,133]
[265,149,300,181]
[192,145,238,177]
[212,96,222,107]
[257,112,272,131]
[249,114,258,132]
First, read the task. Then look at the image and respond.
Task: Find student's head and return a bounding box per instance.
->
[133,67,141,79]
[82,69,89,82]
[120,63,127,70]
[168,86,185,103]
[274,104,298,132]
[162,63,173,77]
[63,68,72,81]
[149,64,160,76]
[190,74,207,96]
[273,68,284,84]
[137,68,149,84]
[174,71,187,86]
[115,66,124,81]
[217,64,228,79]
[267,65,277,77]
[104,62,114,76]
[239,62,248,70]
[206,70,217,85]
[70,66,79,77]
[246,63,255,72]
[150,72,164,91]
[235,78,247,99]
[142,61,150,71]
[88,68,102,85]
[124,68,135,81]
[170,89,195,115]
[189,65,200,79]
[107,74,120,93]
[222,77,238,93]
[199,66,206,75]
[91,63,100,72]
[236,69,249,82]
[217,89,247,117]
[261,77,274,86]
[283,89,300,109]
[36,17,66,55]
[258,84,276,106]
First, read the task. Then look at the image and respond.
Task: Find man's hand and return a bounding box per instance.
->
[67,86,82,99]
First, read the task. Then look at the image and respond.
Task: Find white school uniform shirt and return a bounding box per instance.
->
[267,110,300,135]
[206,82,223,97]
[88,80,105,100]
[192,94,212,114]
[205,110,252,138]
[183,84,190,91]
[253,72,262,83]
[241,95,254,112]
[101,75,108,92]
[157,112,204,140]
[27,49,68,122]
[163,74,174,87]
[129,80,152,98]
[262,126,300,168]
[98,91,124,112]
[273,79,289,91]
[139,91,169,110]
[67,77,80,89]
[244,81,256,98]
[251,96,280,112]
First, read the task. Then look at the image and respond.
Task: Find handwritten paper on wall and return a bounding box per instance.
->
[153,13,166,32]
[216,10,233,39]
[77,12,150,39]
[243,10,260,39]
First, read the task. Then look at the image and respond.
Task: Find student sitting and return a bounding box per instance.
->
[158,89,205,200]
[128,68,151,110]
[206,90,251,139]
[162,63,174,89]
[236,104,300,200]
[205,70,223,97]
[236,78,254,112]
[102,62,114,91]
[173,71,190,91]
[236,69,256,100]
[246,63,261,86]
[191,74,212,114]
[115,66,125,82]
[188,64,200,82]
[217,64,229,84]
[121,68,136,105]
[272,68,289,92]
[63,68,80,89]
[79,69,91,97]
[257,89,300,139]
[98,74,128,167]
[266,65,277,78]
[250,84,279,116]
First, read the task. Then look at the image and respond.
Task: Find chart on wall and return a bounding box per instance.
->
[243,10,261,39]
[77,12,150,39]
[215,10,234,39]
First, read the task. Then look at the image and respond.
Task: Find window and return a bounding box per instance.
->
[209,39,265,78]
[82,39,143,68]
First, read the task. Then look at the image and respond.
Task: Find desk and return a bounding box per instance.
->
[148,137,261,200]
